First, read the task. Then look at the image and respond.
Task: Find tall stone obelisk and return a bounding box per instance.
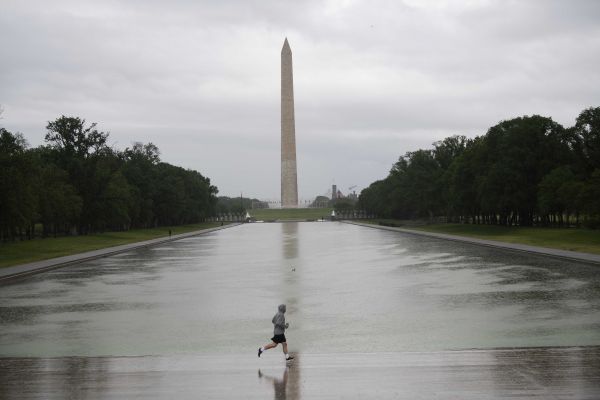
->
[281,38,299,208]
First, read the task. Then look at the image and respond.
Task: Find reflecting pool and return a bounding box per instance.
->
[1,222,599,357]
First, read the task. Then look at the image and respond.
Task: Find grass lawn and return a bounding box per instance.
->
[0,222,223,269]
[248,207,333,221]
[405,223,600,255]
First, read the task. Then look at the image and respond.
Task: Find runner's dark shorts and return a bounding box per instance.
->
[271,334,286,343]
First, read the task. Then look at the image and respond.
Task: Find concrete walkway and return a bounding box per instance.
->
[344,220,600,265]
[0,347,598,399]
[0,223,241,283]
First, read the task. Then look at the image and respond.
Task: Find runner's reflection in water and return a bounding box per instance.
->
[258,367,289,400]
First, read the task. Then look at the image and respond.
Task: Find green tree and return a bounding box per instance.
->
[36,159,82,236]
[537,167,578,226]
[310,195,331,208]
[44,116,113,233]
[45,116,109,159]
[101,168,134,231]
[358,179,389,217]
[474,115,569,226]
[448,137,481,223]
[333,198,354,213]
[433,135,468,220]
[0,129,38,240]
[572,107,600,174]
[387,150,441,219]
[580,169,600,228]
[123,142,161,228]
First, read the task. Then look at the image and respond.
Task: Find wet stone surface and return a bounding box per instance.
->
[1,222,599,398]
[0,348,599,399]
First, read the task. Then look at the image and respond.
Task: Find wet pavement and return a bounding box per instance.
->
[1,348,598,399]
[1,222,600,398]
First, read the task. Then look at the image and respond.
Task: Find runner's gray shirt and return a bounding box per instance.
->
[272,304,287,335]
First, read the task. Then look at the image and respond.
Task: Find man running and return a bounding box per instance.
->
[258,304,294,361]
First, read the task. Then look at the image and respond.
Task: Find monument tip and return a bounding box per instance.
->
[282,37,291,52]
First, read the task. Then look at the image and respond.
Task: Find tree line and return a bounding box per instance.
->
[358,107,600,228]
[0,116,218,241]
[216,196,268,215]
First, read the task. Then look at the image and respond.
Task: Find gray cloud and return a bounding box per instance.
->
[1,0,599,200]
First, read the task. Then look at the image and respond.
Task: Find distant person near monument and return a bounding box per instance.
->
[258,304,294,361]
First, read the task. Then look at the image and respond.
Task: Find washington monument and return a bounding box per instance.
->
[281,38,298,208]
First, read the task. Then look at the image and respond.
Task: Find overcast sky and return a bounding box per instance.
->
[1,0,599,202]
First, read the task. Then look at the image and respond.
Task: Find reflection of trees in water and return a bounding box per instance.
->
[282,222,299,260]
[258,356,301,400]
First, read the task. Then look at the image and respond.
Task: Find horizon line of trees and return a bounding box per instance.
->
[0,116,218,241]
[358,106,600,228]
[216,196,269,215]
